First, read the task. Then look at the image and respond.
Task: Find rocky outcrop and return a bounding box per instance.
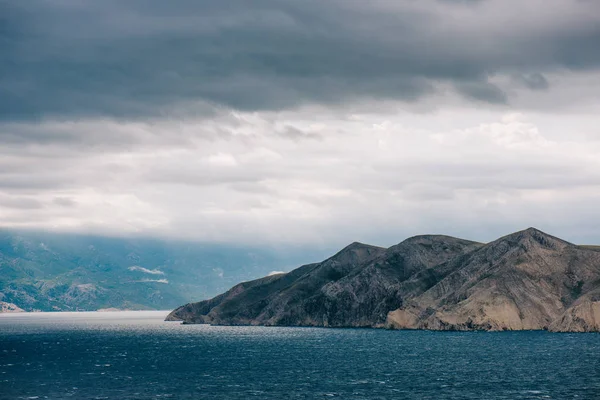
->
[168,228,600,332]
[548,290,600,332]
[0,301,25,313]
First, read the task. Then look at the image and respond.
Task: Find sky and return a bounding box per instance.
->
[1,0,600,247]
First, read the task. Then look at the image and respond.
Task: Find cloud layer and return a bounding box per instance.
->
[1,1,600,247]
[2,0,600,119]
[1,106,599,245]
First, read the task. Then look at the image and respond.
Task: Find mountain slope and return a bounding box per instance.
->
[387,228,600,331]
[0,230,328,312]
[166,236,482,326]
[168,228,600,332]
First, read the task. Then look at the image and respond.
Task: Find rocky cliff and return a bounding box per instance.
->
[167,228,600,332]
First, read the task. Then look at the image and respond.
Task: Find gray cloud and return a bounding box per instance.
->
[437,0,484,4]
[277,126,322,141]
[455,81,508,104]
[513,73,550,91]
[0,195,43,210]
[53,197,77,208]
[2,0,600,120]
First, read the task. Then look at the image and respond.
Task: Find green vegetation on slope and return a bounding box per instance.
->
[0,230,328,311]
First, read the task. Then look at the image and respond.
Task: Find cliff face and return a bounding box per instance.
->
[167,228,600,332]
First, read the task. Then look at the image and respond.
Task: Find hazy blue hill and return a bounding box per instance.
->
[0,230,330,312]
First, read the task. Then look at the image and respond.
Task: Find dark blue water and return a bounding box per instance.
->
[1,312,599,399]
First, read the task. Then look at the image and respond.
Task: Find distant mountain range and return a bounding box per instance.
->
[167,228,600,332]
[0,230,329,312]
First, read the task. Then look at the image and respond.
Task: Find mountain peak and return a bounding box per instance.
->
[400,234,473,245]
[523,227,545,236]
[329,241,385,264]
[499,227,572,250]
[338,241,384,254]
[392,235,483,254]
[345,241,371,249]
[511,227,555,239]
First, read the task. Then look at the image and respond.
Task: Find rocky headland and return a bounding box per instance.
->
[167,228,600,332]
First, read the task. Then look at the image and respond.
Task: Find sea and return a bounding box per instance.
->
[0,311,599,399]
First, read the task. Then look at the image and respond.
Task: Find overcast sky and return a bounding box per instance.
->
[1,0,600,247]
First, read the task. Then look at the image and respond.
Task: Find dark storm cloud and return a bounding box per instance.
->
[1,0,600,120]
[455,81,508,104]
[513,73,550,91]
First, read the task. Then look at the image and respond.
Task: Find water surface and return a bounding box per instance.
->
[1,312,599,399]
